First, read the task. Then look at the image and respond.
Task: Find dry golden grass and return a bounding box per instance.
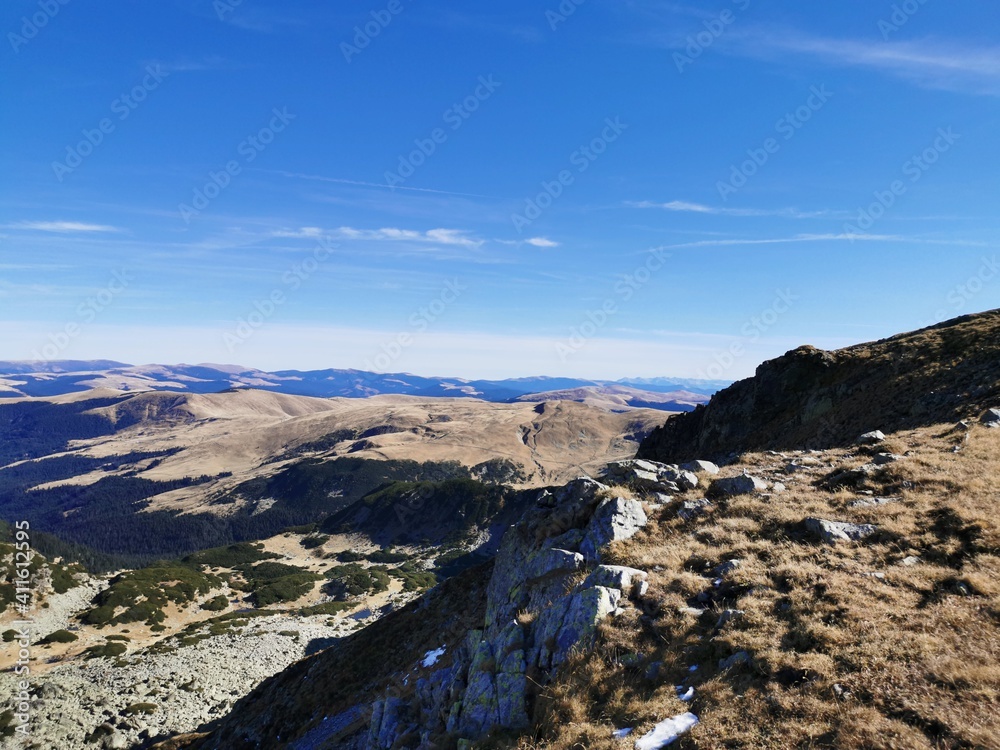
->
[505,423,1000,750]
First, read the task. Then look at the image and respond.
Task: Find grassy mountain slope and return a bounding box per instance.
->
[638,309,1000,463]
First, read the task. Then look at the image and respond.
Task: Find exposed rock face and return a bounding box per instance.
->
[205,478,650,749]
[637,310,1000,463]
[360,480,648,748]
[580,496,648,562]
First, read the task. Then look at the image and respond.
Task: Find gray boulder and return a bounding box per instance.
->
[580,497,648,561]
[805,517,878,543]
[856,430,886,445]
[583,565,648,597]
[681,460,720,475]
[980,408,1000,428]
[709,474,768,497]
[674,470,699,491]
[524,548,585,583]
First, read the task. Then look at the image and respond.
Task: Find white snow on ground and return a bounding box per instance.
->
[422,645,446,667]
[613,727,633,738]
[676,686,695,702]
[634,712,699,750]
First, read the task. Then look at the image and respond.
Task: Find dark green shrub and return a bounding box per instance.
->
[85,642,128,659]
[201,595,229,612]
[39,629,77,644]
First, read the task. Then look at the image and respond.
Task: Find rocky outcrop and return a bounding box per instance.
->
[603,459,698,493]
[356,478,649,748]
[186,477,651,749]
[638,310,1000,463]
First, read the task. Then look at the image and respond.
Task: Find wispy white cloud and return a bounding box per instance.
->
[5,221,122,233]
[657,233,991,249]
[494,237,561,248]
[731,31,1000,96]
[272,226,485,248]
[269,170,488,198]
[525,237,560,248]
[629,200,848,219]
[643,5,1000,96]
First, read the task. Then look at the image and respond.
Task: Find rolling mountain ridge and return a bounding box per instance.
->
[0,362,724,409]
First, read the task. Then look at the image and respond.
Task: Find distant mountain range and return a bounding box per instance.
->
[0,361,728,410]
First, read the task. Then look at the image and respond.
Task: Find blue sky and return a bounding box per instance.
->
[1,0,998,379]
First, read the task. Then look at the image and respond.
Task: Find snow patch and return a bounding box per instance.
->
[422,646,446,668]
[634,713,699,750]
[613,728,633,738]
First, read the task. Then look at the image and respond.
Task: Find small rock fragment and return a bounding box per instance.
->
[718,651,751,671]
[856,430,886,445]
[677,498,711,521]
[805,517,878,543]
[709,474,768,497]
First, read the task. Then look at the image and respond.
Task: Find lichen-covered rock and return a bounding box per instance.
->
[525,548,585,583]
[369,696,409,749]
[335,475,644,748]
[583,565,648,597]
[580,497,648,562]
[530,586,621,670]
